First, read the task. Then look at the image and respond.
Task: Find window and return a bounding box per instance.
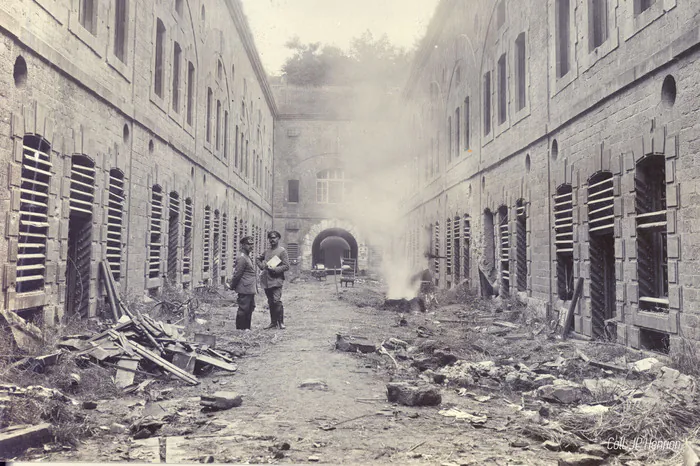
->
[182,198,192,276]
[455,66,461,85]
[80,0,97,35]
[498,54,507,125]
[154,19,165,97]
[175,0,183,16]
[516,199,527,292]
[223,111,228,159]
[245,140,249,177]
[186,62,194,126]
[216,100,221,151]
[114,0,128,61]
[455,108,460,158]
[496,0,506,29]
[556,0,571,78]
[464,97,470,150]
[287,243,299,263]
[555,184,574,300]
[235,125,239,168]
[149,185,163,279]
[636,155,668,312]
[16,136,52,296]
[203,206,211,274]
[107,169,125,281]
[172,42,181,112]
[515,33,526,111]
[498,206,510,294]
[217,60,223,82]
[316,169,347,204]
[635,0,655,15]
[590,0,608,50]
[167,191,179,282]
[447,116,452,163]
[206,88,212,143]
[483,72,491,135]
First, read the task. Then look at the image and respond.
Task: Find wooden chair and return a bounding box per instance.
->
[339,259,356,287]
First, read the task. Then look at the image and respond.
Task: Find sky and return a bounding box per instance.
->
[239,0,441,76]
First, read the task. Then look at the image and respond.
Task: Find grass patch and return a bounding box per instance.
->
[670,337,700,379]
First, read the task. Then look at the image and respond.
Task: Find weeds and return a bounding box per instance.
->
[671,337,700,379]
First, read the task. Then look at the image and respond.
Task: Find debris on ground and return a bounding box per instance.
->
[386,382,441,406]
[200,391,243,411]
[335,334,376,353]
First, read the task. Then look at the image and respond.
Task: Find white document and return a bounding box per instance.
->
[266,255,281,268]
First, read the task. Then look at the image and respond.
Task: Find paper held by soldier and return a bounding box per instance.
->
[267,255,282,268]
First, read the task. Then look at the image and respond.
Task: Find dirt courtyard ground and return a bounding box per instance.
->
[19,276,699,465]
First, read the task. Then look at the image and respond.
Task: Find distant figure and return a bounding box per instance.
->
[256,231,290,329]
[228,236,257,330]
[411,268,435,294]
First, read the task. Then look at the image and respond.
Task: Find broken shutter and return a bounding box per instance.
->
[213,210,220,282]
[149,186,163,279]
[16,136,52,294]
[453,217,461,282]
[463,215,471,280]
[446,218,452,276]
[516,200,527,292]
[221,213,228,272]
[182,198,193,277]
[587,172,614,235]
[167,191,179,282]
[69,156,95,215]
[107,169,125,281]
[499,208,510,291]
[203,206,211,273]
[433,222,440,275]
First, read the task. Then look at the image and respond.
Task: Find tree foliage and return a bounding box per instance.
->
[281,30,412,88]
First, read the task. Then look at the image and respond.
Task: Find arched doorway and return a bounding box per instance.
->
[312,228,358,269]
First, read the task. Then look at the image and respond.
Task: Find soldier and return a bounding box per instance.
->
[256,231,290,329]
[228,236,257,330]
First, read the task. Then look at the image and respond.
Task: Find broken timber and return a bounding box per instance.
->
[125,340,199,385]
[561,277,584,340]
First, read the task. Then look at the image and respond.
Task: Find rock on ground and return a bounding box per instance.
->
[558,452,605,466]
[386,382,441,406]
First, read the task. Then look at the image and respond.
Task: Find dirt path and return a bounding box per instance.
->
[43,279,561,464]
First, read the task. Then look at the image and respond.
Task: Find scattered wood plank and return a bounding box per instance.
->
[127,340,199,385]
[493,320,520,329]
[0,310,43,351]
[114,358,140,388]
[0,423,52,458]
[561,277,584,340]
[588,360,626,372]
[195,353,237,372]
[206,348,233,364]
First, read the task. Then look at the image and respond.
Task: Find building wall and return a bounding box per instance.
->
[0,0,275,323]
[402,0,700,351]
[272,85,393,272]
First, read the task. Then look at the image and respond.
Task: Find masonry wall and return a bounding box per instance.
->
[402,0,700,351]
[0,0,274,323]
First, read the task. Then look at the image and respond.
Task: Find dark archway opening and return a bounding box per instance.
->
[312,228,358,271]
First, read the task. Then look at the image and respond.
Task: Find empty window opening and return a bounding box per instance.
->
[447,117,452,163]
[175,0,183,16]
[453,217,461,283]
[232,216,239,264]
[186,62,195,126]
[317,169,347,204]
[590,0,608,50]
[498,206,510,296]
[167,191,179,283]
[172,42,181,112]
[463,215,471,283]
[661,75,677,108]
[107,169,125,281]
[455,108,461,159]
[639,328,670,354]
[154,19,165,97]
[217,60,223,82]
[635,0,655,16]
[66,155,95,318]
[556,0,570,78]
[223,111,228,159]
[636,154,668,312]
[289,179,300,203]
[182,198,193,277]
[464,97,470,150]
[206,88,212,143]
[483,72,491,135]
[213,210,220,284]
[216,100,221,151]
[203,206,211,273]
[15,136,52,299]
[14,56,28,88]
[498,54,507,125]
[114,0,128,61]
[80,0,97,35]
[515,33,526,111]
[588,171,616,339]
[221,213,228,278]
[516,200,527,292]
[446,217,453,286]
[234,126,239,168]
[496,0,506,28]
[149,185,163,283]
[555,184,574,300]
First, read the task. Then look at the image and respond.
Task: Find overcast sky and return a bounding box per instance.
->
[240,0,440,76]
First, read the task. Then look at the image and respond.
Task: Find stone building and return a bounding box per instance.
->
[272,84,393,274]
[0,0,275,324]
[401,0,700,351]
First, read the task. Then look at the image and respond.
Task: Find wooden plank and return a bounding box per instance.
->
[207,348,233,364]
[128,340,199,385]
[0,423,52,458]
[114,358,140,388]
[561,277,585,340]
[195,353,238,372]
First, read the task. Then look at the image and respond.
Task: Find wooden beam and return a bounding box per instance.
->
[561,277,584,340]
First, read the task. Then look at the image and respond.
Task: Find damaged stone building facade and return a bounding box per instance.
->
[401,0,700,351]
[0,0,275,323]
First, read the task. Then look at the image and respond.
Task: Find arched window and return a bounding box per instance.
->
[316,169,348,204]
